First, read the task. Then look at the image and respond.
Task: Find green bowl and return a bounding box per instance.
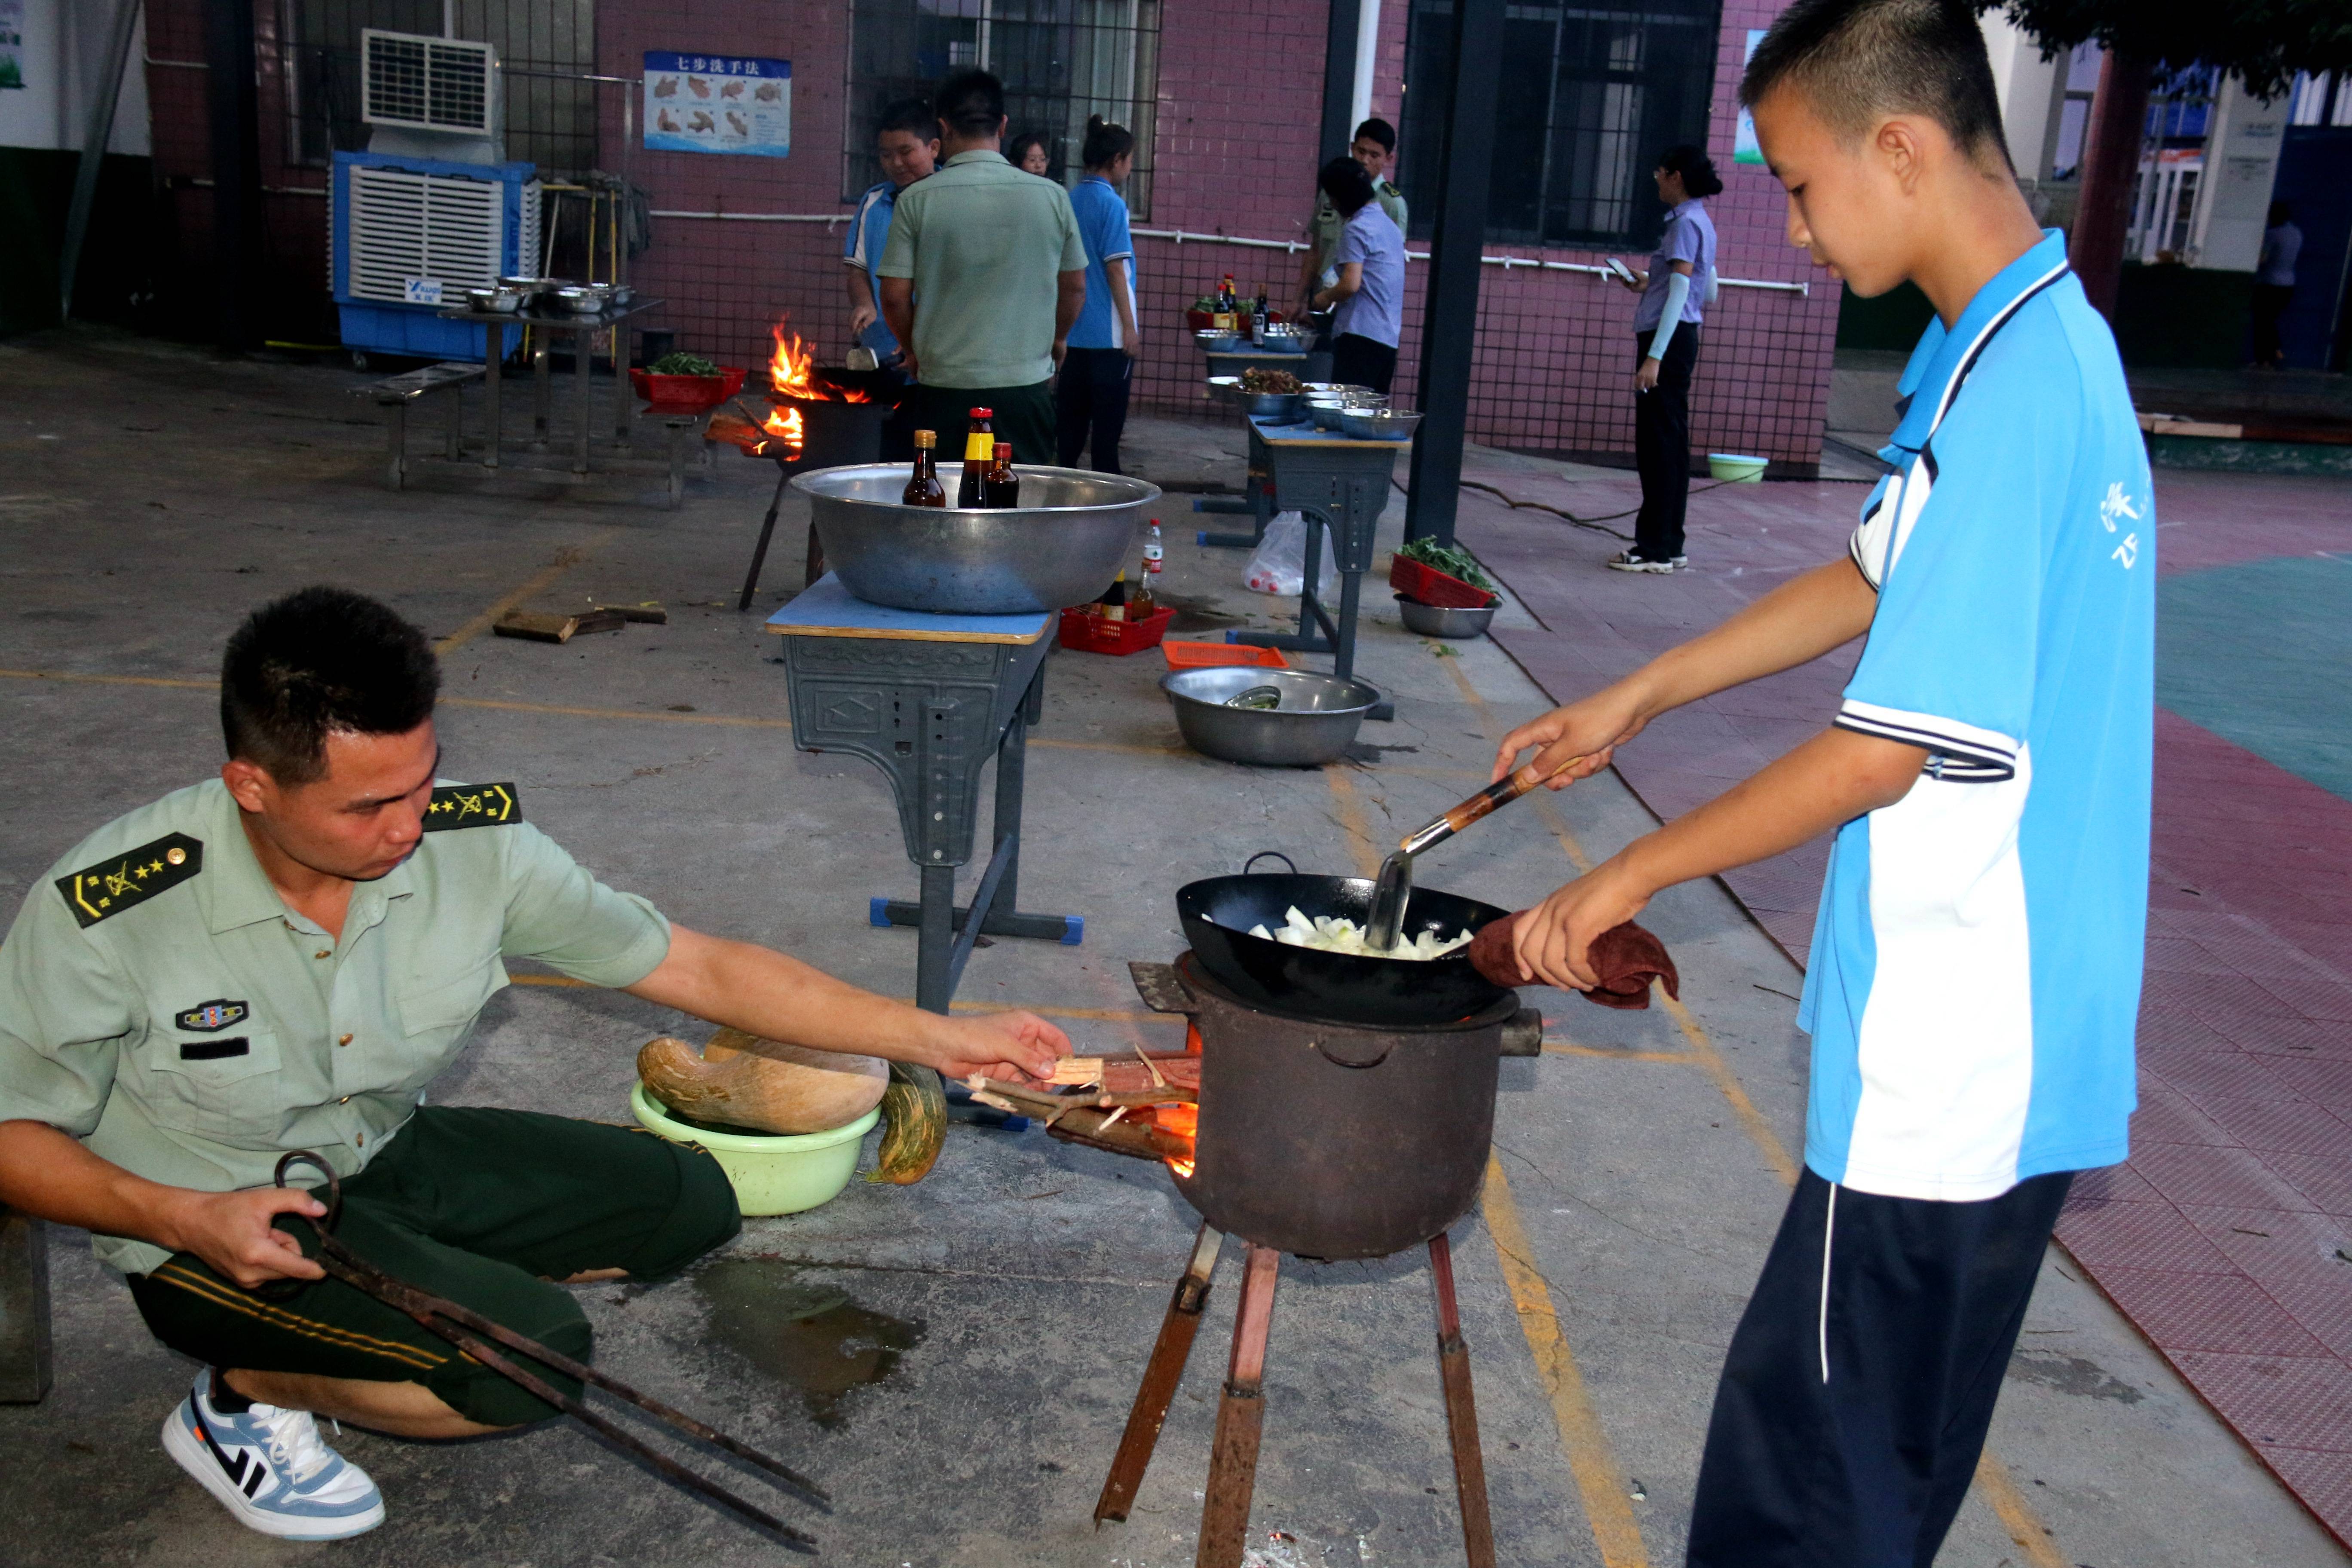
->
[630,1083,880,1216]
[1707,452,1768,482]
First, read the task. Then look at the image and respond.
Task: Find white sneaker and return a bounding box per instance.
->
[1606,549,1684,573]
[162,1370,386,1540]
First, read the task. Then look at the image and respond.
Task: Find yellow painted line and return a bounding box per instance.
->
[1483,1152,1653,1568]
[1446,649,2067,1560]
[1320,763,1385,878]
[435,532,619,655]
[448,695,793,730]
[1544,1043,1689,1064]
[0,667,209,691]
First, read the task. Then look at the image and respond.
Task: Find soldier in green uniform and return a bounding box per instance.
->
[1295,118,1408,324]
[0,587,1071,1541]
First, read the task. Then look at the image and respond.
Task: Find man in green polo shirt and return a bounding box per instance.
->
[877,68,1089,472]
[0,586,1070,1540]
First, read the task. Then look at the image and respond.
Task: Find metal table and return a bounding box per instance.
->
[765,576,1082,1013]
[438,297,667,475]
[1228,415,1403,718]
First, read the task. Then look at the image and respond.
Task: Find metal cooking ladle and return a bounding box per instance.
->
[1366,752,1589,951]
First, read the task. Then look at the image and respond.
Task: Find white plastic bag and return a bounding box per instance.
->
[1241,511,1339,600]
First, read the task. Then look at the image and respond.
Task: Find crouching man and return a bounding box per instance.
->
[0,586,1069,1540]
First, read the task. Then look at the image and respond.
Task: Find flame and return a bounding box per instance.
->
[760,403,804,453]
[1152,1103,1198,1179]
[766,315,873,404]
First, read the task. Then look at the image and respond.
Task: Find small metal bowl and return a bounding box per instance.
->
[1195,330,1243,353]
[1162,666,1381,766]
[1306,397,1349,429]
[1395,594,1495,638]
[1340,408,1421,442]
[1238,390,1306,420]
[1257,326,1308,355]
[556,285,608,314]
[466,286,522,313]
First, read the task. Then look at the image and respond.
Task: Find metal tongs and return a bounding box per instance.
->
[1365,752,1588,951]
[267,1152,827,1549]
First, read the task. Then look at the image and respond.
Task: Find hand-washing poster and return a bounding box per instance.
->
[643,52,790,157]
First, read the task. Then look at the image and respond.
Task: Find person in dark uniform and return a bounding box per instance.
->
[1608,144,1721,573]
[0,587,1070,1540]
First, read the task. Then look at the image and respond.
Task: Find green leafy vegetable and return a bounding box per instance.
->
[648,352,720,377]
[1397,537,1493,590]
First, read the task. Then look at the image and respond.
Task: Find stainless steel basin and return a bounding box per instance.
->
[1161,666,1380,766]
[792,463,1161,614]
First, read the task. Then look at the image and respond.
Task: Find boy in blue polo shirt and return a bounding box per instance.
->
[844,99,936,461]
[1489,0,2153,1559]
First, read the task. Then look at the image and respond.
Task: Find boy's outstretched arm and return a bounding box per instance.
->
[1508,726,1925,990]
[1491,557,1879,791]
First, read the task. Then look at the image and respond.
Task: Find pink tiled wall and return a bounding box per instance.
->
[142,0,1838,466]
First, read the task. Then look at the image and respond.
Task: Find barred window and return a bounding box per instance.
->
[281,0,600,177]
[846,0,1161,218]
[1400,0,1719,249]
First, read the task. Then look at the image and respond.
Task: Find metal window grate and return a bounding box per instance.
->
[1400,0,1718,250]
[845,0,1162,218]
[361,30,497,134]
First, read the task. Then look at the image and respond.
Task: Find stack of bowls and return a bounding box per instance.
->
[1196,328,1243,353]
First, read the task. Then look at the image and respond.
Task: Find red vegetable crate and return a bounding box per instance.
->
[1059,603,1175,655]
[1388,554,1499,610]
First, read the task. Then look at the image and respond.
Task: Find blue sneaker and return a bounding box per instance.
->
[161,1370,386,1540]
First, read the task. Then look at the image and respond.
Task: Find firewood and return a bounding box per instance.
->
[1047,1055,1201,1094]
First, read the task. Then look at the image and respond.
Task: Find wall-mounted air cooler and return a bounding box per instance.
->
[331,151,540,364]
[360,28,503,164]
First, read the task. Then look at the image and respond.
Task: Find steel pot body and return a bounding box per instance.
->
[1395,596,1496,638]
[794,463,1160,614]
[1177,871,1511,1025]
[1161,668,1378,767]
[1171,956,1516,1259]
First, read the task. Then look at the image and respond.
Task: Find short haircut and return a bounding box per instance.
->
[221,587,439,784]
[877,97,937,141]
[1739,0,2011,167]
[934,70,1005,138]
[1320,155,1375,216]
[1658,143,1724,198]
[1008,130,1052,169]
[1082,114,1134,170]
[1353,117,1396,155]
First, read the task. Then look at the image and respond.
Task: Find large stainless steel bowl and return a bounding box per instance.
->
[1161,666,1379,766]
[793,463,1161,614]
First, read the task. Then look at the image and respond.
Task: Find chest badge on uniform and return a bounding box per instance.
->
[422,782,521,832]
[56,833,204,928]
[175,998,249,1032]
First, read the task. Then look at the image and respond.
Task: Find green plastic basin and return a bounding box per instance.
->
[630,1083,880,1216]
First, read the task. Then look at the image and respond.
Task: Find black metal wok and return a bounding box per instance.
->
[1177,861,1513,1027]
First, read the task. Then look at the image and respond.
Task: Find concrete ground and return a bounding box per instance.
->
[0,326,2341,1567]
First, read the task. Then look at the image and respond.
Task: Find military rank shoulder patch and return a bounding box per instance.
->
[422,782,521,832]
[56,833,203,928]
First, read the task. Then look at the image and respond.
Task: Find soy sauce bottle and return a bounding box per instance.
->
[956,407,995,508]
[903,429,947,507]
[984,441,1021,508]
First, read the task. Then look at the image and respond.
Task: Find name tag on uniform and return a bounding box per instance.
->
[179,1037,250,1062]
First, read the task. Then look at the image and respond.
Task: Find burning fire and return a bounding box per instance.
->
[760,403,804,451]
[769,318,872,403]
[1153,1103,1198,1179]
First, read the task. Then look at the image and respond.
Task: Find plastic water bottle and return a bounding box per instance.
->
[1143,518,1164,582]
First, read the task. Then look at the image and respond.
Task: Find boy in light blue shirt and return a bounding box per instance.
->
[1488,1,2152,1559]
[842,98,938,366]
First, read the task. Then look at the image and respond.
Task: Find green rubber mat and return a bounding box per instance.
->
[2156,553,2352,802]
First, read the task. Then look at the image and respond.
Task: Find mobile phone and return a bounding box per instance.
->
[1605,257,1638,285]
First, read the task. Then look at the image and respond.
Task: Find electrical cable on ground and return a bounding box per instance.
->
[1390,474,1740,542]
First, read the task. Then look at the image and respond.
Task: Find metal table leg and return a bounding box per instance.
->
[0,1206,52,1405]
[573,323,593,475]
[482,319,502,469]
[612,324,633,448]
[533,329,552,447]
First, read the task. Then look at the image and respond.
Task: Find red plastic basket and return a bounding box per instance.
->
[1162,640,1289,670]
[1389,554,1499,609]
[1059,603,1174,655]
[628,365,747,414]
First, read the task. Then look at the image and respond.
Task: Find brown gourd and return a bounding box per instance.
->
[867,1061,947,1185]
[637,1028,887,1135]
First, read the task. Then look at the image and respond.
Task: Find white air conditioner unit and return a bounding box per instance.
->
[344,164,535,306]
[361,29,503,162]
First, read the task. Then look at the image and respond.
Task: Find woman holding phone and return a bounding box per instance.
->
[1607,144,1720,573]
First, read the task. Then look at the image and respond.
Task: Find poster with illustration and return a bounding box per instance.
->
[0,0,26,92]
[643,52,790,157]
[1733,30,1766,164]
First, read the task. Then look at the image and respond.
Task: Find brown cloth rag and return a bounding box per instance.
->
[1467,916,1680,1010]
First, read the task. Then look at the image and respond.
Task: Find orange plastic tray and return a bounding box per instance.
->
[1161,640,1289,670]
